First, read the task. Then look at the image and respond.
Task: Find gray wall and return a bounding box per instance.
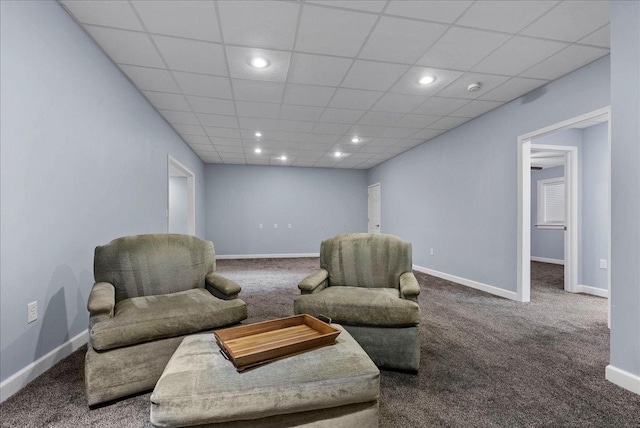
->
[205,164,367,255]
[0,1,205,383]
[531,166,565,261]
[610,0,640,382]
[367,56,610,293]
[169,177,189,235]
[581,123,609,290]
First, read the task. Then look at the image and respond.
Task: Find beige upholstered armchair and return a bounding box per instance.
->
[294,233,421,371]
[85,234,247,406]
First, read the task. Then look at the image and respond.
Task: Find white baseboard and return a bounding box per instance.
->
[0,330,88,403]
[576,284,609,298]
[606,365,640,395]
[531,256,565,265]
[413,264,518,301]
[217,253,319,260]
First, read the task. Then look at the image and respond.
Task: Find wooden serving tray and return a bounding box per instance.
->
[214,314,340,371]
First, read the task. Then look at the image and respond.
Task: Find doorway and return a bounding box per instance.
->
[168,155,195,236]
[368,183,381,234]
[517,107,611,315]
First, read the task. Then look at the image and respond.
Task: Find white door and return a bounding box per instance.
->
[368,183,381,233]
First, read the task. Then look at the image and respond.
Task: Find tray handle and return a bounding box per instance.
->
[219,348,231,361]
[317,314,332,324]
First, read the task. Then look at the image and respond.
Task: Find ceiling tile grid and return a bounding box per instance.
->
[61,0,611,169]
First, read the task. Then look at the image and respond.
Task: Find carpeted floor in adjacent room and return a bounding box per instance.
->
[1,259,639,427]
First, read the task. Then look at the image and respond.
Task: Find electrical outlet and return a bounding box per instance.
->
[288,224,292,229]
[600,259,608,269]
[258,224,263,229]
[28,301,37,323]
[274,224,278,229]
[430,248,434,256]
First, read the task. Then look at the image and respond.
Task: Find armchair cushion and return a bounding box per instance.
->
[294,286,420,327]
[205,273,241,300]
[90,288,247,351]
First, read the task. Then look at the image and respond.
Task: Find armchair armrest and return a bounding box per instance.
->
[399,272,420,302]
[87,282,115,325]
[298,269,329,295]
[206,273,241,300]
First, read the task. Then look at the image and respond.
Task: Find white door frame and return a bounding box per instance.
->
[530,144,578,295]
[368,183,381,234]
[168,155,196,236]
[517,106,611,308]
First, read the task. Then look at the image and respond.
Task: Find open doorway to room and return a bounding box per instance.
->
[168,155,195,236]
[517,108,611,321]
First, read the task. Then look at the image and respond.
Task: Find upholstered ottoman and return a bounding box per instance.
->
[149,325,380,427]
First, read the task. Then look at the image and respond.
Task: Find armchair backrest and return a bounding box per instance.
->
[320,233,412,289]
[94,234,215,303]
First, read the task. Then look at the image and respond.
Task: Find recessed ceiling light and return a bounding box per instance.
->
[419,75,436,85]
[351,137,360,143]
[250,57,269,69]
[255,131,262,137]
[334,151,342,158]
[254,148,262,154]
[280,155,287,161]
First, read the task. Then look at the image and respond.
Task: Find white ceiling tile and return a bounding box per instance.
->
[435,73,510,99]
[287,53,353,87]
[412,97,469,115]
[394,114,441,128]
[235,101,280,119]
[238,118,280,131]
[119,65,180,92]
[384,1,472,24]
[132,1,220,42]
[85,26,164,68]
[349,124,388,137]
[450,100,503,118]
[379,127,422,138]
[418,27,510,70]
[359,17,447,64]
[312,123,353,135]
[226,46,291,82]
[329,88,384,110]
[279,105,325,122]
[305,134,341,144]
[283,84,336,107]
[181,135,212,146]
[159,109,199,125]
[186,96,236,115]
[473,36,568,76]
[579,24,610,48]
[520,45,609,80]
[371,93,429,113]
[232,80,285,103]
[368,137,401,147]
[307,1,386,13]
[395,138,426,147]
[457,1,558,34]
[153,36,228,76]
[357,111,403,127]
[295,5,378,56]
[62,1,143,30]
[142,91,190,111]
[196,113,239,128]
[210,137,243,146]
[342,60,409,91]
[216,145,245,154]
[277,120,316,133]
[389,66,463,95]
[174,124,206,136]
[204,126,242,139]
[521,1,610,42]
[173,72,233,98]
[429,116,470,130]
[218,1,299,50]
[479,77,548,102]
[354,144,384,153]
[320,108,366,124]
[410,128,445,140]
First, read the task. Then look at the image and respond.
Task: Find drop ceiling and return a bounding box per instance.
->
[60,0,610,169]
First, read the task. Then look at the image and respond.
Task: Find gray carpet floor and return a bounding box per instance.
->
[1,259,639,427]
